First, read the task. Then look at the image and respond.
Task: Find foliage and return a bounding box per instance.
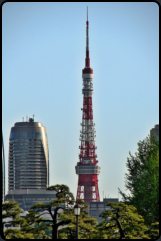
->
[2,201,49,239]
[4,228,34,239]
[119,135,159,226]
[47,184,75,206]
[21,184,75,239]
[95,202,150,239]
[58,199,97,239]
[2,201,27,239]
[145,222,159,239]
[21,212,52,239]
[2,201,23,222]
[4,184,158,239]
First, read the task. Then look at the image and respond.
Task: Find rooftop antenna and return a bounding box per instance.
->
[33,114,35,120]
[22,117,24,122]
[85,5,90,68]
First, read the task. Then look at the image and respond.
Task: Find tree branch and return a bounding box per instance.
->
[114,218,125,239]
[53,207,64,222]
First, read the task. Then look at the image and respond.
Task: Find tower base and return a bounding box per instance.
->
[76,174,100,205]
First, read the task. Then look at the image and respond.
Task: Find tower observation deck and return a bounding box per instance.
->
[75,7,100,205]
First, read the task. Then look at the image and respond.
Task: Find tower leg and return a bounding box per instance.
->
[76,174,100,205]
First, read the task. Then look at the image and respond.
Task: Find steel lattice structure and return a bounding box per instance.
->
[75,7,100,205]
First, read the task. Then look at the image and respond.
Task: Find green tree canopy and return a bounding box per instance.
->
[2,201,33,239]
[21,184,75,239]
[95,202,149,239]
[58,199,97,239]
[119,135,159,226]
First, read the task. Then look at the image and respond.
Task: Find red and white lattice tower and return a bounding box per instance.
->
[75,7,100,205]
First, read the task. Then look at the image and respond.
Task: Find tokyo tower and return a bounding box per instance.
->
[75,7,101,205]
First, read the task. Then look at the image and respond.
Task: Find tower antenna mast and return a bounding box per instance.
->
[75,8,101,206]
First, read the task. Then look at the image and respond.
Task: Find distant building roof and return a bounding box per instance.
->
[8,189,56,195]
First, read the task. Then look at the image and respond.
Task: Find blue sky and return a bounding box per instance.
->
[2,2,159,201]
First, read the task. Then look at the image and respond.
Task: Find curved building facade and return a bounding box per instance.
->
[8,118,49,190]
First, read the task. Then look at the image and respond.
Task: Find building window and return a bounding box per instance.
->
[10,133,18,138]
[98,204,104,207]
[18,132,25,138]
[98,208,104,211]
[91,204,97,207]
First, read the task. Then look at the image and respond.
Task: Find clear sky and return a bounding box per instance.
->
[2,2,159,201]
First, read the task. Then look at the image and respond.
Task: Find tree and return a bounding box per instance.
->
[2,186,98,239]
[58,199,97,239]
[22,184,75,239]
[95,202,149,239]
[78,212,97,239]
[21,212,52,239]
[3,228,34,239]
[119,135,159,226]
[145,222,159,239]
[2,201,33,239]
